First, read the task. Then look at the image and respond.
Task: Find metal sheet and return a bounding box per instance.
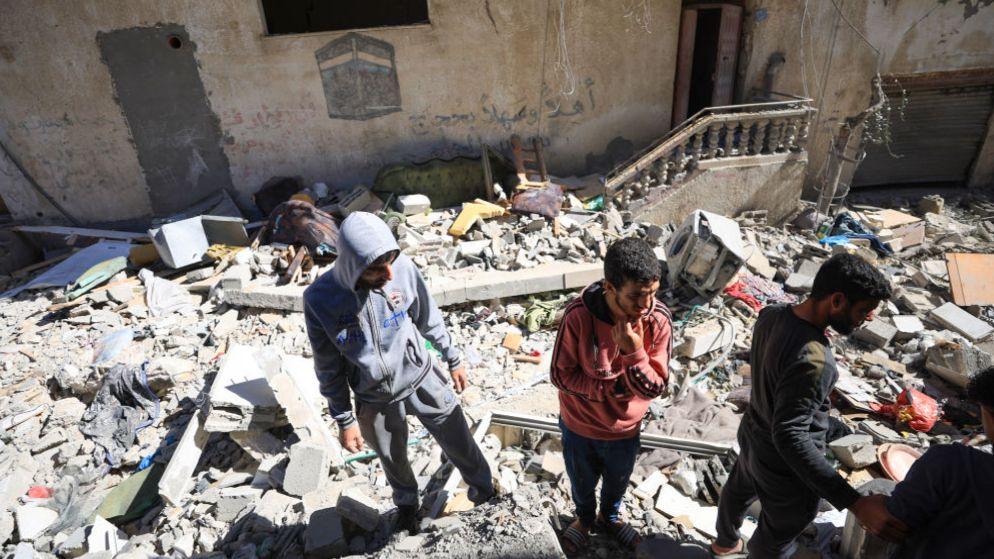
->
[488,410,734,457]
[854,84,994,186]
[946,252,994,306]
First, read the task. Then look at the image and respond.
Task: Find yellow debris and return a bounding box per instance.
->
[448,199,507,237]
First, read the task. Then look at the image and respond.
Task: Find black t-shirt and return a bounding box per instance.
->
[742,305,860,510]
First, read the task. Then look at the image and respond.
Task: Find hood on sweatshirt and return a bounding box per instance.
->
[332,212,400,293]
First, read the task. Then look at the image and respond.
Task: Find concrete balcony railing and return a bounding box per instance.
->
[605,97,817,213]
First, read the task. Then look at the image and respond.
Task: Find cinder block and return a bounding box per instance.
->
[828,434,877,469]
[337,487,382,531]
[283,442,331,497]
[677,319,734,358]
[305,507,348,557]
[892,315,924,341]
[854,319,897,348]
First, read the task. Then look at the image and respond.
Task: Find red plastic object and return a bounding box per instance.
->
[877,443,922,482]
[27,486,52,499]
[872,388,940,433]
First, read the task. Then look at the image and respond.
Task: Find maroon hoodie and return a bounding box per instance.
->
[551,281,672,440]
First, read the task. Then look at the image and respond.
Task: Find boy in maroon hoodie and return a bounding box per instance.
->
[552,237,672,555]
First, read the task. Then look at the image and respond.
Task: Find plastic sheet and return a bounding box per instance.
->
[93,329,134,365]
[138,268,196,317]
[80,363,160,467]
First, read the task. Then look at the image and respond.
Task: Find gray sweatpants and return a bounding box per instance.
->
[356,366,494,507]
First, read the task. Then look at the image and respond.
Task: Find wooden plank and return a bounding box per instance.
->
[946,253,994,306]
[672,7,698,126]
[16,225,148,242]
[712,4,743,107]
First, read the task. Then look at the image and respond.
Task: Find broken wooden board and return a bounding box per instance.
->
[946,253,994,306]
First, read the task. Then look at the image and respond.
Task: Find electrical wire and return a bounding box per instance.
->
[554,0,577,97]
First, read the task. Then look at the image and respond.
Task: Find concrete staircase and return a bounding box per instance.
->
[605,98,816,225]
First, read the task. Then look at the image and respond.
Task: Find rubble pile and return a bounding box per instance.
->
[0,184,992,558]
[397,206,656,274]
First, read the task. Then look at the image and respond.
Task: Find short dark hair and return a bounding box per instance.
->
[604,237,660,288]
[967,367,994,411]
[810,253,892,303]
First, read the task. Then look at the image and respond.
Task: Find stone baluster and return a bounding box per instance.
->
[767,117,783,153]
[749,118,770,155]
[797,113,812,150]
[690,131,704,162]
[722,120,739,157]
[706,123,721,159]
[784,117,799,151]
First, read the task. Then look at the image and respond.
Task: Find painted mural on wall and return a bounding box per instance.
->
[315,32,401,121]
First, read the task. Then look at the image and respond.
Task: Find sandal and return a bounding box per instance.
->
[561,520,590,557]
[596,515,642,550]
[710,539,748,558]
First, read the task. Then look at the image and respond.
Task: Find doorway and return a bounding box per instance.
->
[672,3,743,126]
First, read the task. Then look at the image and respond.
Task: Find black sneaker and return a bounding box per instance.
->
[396,504,419,534]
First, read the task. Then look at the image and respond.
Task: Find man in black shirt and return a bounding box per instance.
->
[712,254,909,558]
[885,366,994,559]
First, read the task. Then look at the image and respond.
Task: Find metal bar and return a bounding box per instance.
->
[488,410,734,457]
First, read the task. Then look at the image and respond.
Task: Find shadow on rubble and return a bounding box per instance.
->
[211,506,409,558]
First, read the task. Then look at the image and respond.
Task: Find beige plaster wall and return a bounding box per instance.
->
[738,0,994,195]
[0,0,682,224]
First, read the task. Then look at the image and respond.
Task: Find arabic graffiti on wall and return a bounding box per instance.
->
[407,77,597,137]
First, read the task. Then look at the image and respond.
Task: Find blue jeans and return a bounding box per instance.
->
[560,417,640,526]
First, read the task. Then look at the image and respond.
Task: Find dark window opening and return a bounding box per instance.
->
[262,0,430,35]
[687,8,722,116]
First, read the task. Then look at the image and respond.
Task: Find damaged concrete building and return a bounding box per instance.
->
[0,1,993,558]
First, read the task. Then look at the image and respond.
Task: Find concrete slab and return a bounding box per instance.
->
[854,319,897,348]
[158,411,209,506]
[257,349,343,466]
[677,319,734,358]
[304,507,348,557]
[929,303,994,342]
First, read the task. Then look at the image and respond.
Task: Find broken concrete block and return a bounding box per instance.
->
[257,349,343,466]
[929,303,994,343]
[337,487,382,531]
[106,284,135,305]
[0,451,38,510]
[654,484,719,538]
[892,315,924,341]
[304,507,348,558]
[184,267,215,283]
[147,356,196,391]
[229,430,285,462]
[219,264,252,291]
[254,490,301,528]
[87,516,128,555]
[918,195,944,215]
[395,535,426,552]
[215,486,263,522]
[204,345,286,432]
[540,451,565,478]
[158,411,209,506]
[224,284,305,312]
[397,194,431,216]
[784,271,814,293]
[829,434,877,469]
[283,442,331,497]
[633,470,667,501]
[854,319,897,348]
[677,319,734,358]
[925,343,993,389]
[14,505,58,541]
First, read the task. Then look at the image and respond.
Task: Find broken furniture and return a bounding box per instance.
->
[149,215,249,269]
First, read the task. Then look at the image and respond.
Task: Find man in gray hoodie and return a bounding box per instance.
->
[304,212,494,530]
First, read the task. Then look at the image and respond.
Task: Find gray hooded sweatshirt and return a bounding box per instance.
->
[303,212,461,429]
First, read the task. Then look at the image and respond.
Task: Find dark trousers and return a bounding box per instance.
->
[560,418,640,526]
[715,431,820,559]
